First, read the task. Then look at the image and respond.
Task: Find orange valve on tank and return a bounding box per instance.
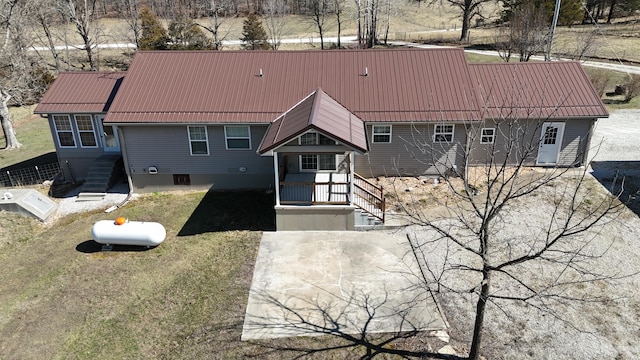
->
[115,217,127,225]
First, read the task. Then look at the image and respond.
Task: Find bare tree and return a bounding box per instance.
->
[333,0,345,48]
[0,0,25,149]
[59,0,98,70]
[263,0,288,50]
[495,2,548,62]
[196,0,231,50]
[424,0,494,42]
[309,0,332,49]
[364,0,379,48]
[30,0,63,71]
[117,0,142,48]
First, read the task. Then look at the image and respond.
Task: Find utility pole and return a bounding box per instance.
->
[546,0,562,61]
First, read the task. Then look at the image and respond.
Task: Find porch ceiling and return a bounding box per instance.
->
[258,88,368,155]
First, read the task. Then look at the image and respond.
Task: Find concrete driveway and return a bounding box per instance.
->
[242,231,447,340]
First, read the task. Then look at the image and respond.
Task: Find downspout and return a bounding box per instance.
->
[105,126,133,213]
[273,152,280,206]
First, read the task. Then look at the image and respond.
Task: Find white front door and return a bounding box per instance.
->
[98,116,120,153]
[537,122,565,165]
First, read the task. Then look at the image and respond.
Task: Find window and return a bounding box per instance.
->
[372,125,392,143]
[298,131,337,171]
[173,174,191,185]
[53,115,75,147]
[225,126,251,149]
[188,126,209,155]
[543,126,559,145]
[434,124,454,142]
[300,154,337,171]
[74,115,97,147]
[300,132,335,145]
[300,154,318,170]
[480,128,495,144]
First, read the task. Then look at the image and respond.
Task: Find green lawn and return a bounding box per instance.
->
[0,105,55,169]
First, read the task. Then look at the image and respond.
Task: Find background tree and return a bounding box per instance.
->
[196,0,231,50]
[138,5,168,50]
[168,16,214,49]
[424,0,495,42]
[333,0,345,48]
[503,0,584,25]
[116,0,142,49]
[495,1,548,62]
[309,0,332,49]
[263,0,288,50]
[0,0,51,149]
[59,0,98,70]
[240,13,270,50]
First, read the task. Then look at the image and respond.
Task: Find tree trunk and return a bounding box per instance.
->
[607,0,617,24]
[460,4,471,42]
[468,268,490,360]
[0,92,21,149]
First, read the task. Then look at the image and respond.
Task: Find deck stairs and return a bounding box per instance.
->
[353,174,386,229]
[77,155,123,201]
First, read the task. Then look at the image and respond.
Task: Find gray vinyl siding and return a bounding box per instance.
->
[355,123,466,177]
[467,119,595,167]
[121,125,274,190]
[48,113,107,181]
[557,119,594,166]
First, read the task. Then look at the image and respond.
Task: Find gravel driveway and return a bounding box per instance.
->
[423,109,640,359]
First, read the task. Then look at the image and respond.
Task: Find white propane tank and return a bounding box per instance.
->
[91,219,166,247]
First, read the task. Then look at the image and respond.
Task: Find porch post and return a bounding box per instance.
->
[349,152,355,205]
[273,152,280,206]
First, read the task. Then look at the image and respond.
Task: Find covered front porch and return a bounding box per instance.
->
[258,88,385,230]
[271,152,385,230]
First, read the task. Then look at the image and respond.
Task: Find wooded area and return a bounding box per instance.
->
[0,0,639,149]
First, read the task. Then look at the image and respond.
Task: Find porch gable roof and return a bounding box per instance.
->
[258,88,368,154]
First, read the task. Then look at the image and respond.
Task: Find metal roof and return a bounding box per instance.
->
[104,48,482,124]
[469,62,609,120]
[34,72,124,114]
[259,88,368,154]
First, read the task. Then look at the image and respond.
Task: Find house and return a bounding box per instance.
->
[34,48,608,230]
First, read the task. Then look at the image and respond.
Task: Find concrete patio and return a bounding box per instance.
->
[242,231,447,340]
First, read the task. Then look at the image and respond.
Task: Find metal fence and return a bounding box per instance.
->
[0,162,61,188]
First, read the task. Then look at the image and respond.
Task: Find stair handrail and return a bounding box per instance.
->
[353,173,385,222]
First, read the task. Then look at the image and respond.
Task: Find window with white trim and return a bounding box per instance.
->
[301,154,337,171]
[480,128,495,144]
[299,131,337,171]
[300,132,335,146]
[372,125,392,143]
[188,126,209,155]
[74,115,97,147]
[53,115,75,148]
[224,126,251,149]
[434,124,454,143]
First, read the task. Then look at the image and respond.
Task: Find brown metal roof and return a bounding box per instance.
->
[259,88,368,154]
[469,62,609,120]
[34,72,124,114]
[105,48,482,124]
